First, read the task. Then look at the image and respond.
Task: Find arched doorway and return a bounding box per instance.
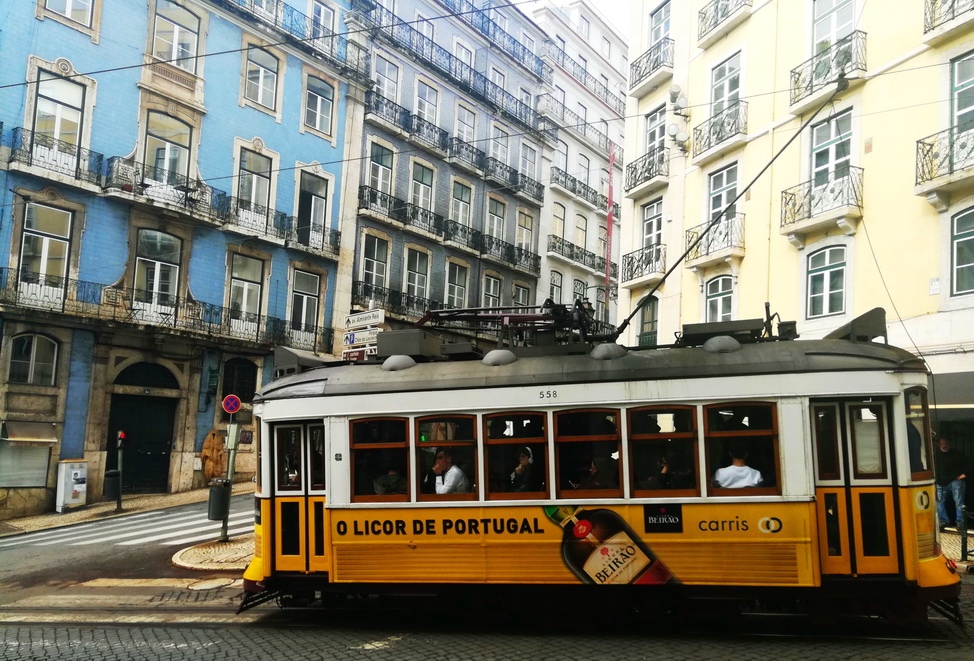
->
[106,362,179,493]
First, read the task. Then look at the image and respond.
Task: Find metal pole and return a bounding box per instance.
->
[115,431,124,513]
[961,504,969,562]
[220,421,240,543]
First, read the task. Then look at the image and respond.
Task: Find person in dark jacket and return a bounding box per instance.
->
[935,437,968,531]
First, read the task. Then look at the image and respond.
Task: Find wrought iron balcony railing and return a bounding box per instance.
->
[365,90,410,130]
[358,185,399,219]
[539,94,621,159]
[637,331,658,348]
[351,280,448,320]
[9,127,103,185]
[686,213,745,260]
[790,31,866,106]
[104,156,231,223]
[216,0,369,81]
[550,166,602,209]
[625,148,669,191]
[481,235,540,274]
[781,166,864,227]
[916,124,974,184]
[698,0,752,41]
[629,38,674,93]
[692,101,748,156]
[397,201,444,235]
[486,156,517,185]
[924,0,974,32]
[0,267,332,352]
[223,196,289,240]
[443,218,483,252]
[548,235,618,278]
[544,41,625,116]
[622,244,666,282]
[409,114,449,152]
[448,137,486,171]
[284,217,341,257]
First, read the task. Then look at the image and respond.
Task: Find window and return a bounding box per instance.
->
[374,55,399,100]
[244,47,278,109]
[145,111,190,185]
[516,210,533,251]
[555,409,621,498]
[578,55,588,72]
[305,77,334,134]
[484,275,501,307]
[573,278,586,304]
[574,214,588,249]
[417,13,434,41]
[19,202,71,301]
[229,254,263,334]
[645,105,666,155]
[456,105,475,143]
[416,81,437,123]
[577,102,588,126]
[706,275,733,322]
[712,53,741,116]
[9,334,57,385]
[455,43,473,68]
[813,0,853,56]
[364,234,388,288]
[706,402,779,494]
[811,110,852,212]
[32,71,84,173]
[238,148,272,227]
[522,33,535,54]
[579,16,590,38]
[553,203,566,238]
[491,125,509,164]
[643,199,662,248]
[291,269,320,338]
[598,223,608,263]
[447,262,467,307]
[577,153,590,185]
[274,425,303,492]
[601,37,611,58]
[411,163,433,210]
[549,271,563,304]
[369,143,393,194]
[520,143,537,176]
[405,248,429,301]
[849,403,888,479]
[311,0,335,37]
[630,406,696,495]
[518,88,532,109]
[638,296,658,347]
[452,181,471,226]
[555,140,568,171]
[490,67,505,89]
[953,51,974,132]
[46,0,93,26]
[350,418,409,501]
[417,415,476,499]
[906,387,934,479]
[297,172,328,249]
[485,412,546,499]
[134,229,181,317]
[707,163,738,251]
[153,1,199,73]
[556,35,566,53]
[651,2,670,45]
[487,198,505,239]
[513,284,529,307]
[953,207,974,295]
[807,246,846,317]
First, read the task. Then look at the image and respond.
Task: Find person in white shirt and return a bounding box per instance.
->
[430,448,470,494]
[713,444,763,488]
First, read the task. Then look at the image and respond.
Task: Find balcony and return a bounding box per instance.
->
[8,127,103,186]
[780,167,863,249]
[621,244,666,289]
[483,158,542,204]
[448,137,486,175]
[550,166,602,211]
[788,31,866,116]
[629,39,674,99]
[442,218,483,254]
[698,0,752,50]
[625,148,669,199]
[216,0,370,82]
[685,213,745,271]
[0,267,332,352]
[351,280,450,321]
[408,114,449,155]
[538,94,622,160]
[284,218,341,258]
[915,124,974,210]
[544,41,625,116]
[923,0,974,44]
[691,101,748,166]
[223,197,289,242]
[637,331,658,348]
[397,201,444,237]
[482,235,541,275]
[365,90,410,134]
[104,156,230,225]
[547,235,618,280]
[357,186,445,239]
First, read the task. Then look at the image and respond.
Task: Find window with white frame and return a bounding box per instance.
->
[556,35,566,52]
[229,253,263,325]
[490,67,506,89]
[707,163,738,252]
[145,111,190,184]
[575,214,588,249]
[807,246,846,318]
[364,234,388,288]
[553,203,566,238]
[417,13,434,41]
[518,88,532,109]
[405,248,429,299]
[550,270,563,304]
[599,223,607,261]
[245,47,278,109]
[643,199,662,248]
[33,71,85,171]
[483,275,501,307]
[491,125,509,164]
[239,148,272,212]
[522,33,535,54]
[953,51,974,132]
[812,109,851,191]
[46,0,93,26]
[555,140,568,171]
[712,52,741,116]
[19,202,71,297]
[447,262,467,307]
[651,2,670,45]
[311,0,335,37]
[579,16,590,38]
[456,104,475,144]
[596,289,608,323]
[578,55,588,72]
[645,105,666,155]
[411,163,433,210]
[517,210,533,251]
[952,207,974,296]
[369,143,393,194]
[601,37,611,58]
[706,275,733,322]
[374,55,399,100]
[305,76,334,134]
[520,143,537,176]
[153,1,199,73]
[514,284,529,307]
[9,333,57,386]
[573,278,585,304]
[577,153,590,185]
[416,81,437,123]
[134,228,181,310]
[297,172,328,249]
[554,85,566,106]
[455,43,473,69]
[452,181,471,226]
[487,198,505,239]
[813,0,853,57]
[577,102,588,125]
[639,295,659,347]
[291,270,320,334]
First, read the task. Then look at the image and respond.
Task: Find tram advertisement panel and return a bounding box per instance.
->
[328,503,815,586]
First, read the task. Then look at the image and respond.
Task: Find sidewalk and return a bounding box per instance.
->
[0,481,256,572]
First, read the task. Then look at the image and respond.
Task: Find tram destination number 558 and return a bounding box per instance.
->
[540,390,558,399]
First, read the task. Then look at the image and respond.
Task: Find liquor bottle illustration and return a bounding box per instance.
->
[545,506,676,585]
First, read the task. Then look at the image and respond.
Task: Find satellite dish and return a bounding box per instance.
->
[675,131,689,143]
[674,96,688,110]
[669,84,682,101]
[667,123,679,137]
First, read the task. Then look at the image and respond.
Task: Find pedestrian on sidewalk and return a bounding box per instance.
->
[935,437,968,531]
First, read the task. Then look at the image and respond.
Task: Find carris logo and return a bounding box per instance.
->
[915,491,931,511]
[758,517,783,534]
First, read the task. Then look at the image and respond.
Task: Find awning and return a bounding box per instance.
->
[1,421,58,445]
[929,372,974,421]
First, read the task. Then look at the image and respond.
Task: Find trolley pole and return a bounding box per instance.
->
[220,421,240,543]
[115,430,125,513]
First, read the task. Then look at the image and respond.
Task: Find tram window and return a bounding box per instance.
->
[555,409,621,498]
[629,406,697,495]
[275,426,302,491]
[849,404,888,479]
[350,418,408,502]
[308,425,325,490]
[417,415,476,500]
[484,412,547,499]
[906,388,934,480]
[812,405,842,481]
[705,402,779,495]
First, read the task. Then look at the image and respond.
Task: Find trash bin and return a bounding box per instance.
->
[207,478,231,521]
[103,470,120,501]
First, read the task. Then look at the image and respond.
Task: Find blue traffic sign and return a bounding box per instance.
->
[222,394,242,414]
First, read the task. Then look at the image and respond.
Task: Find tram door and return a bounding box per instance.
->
[271,423,327,573]
[811,401,900,576]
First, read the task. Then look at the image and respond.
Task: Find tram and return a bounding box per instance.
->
[239,304,962,624]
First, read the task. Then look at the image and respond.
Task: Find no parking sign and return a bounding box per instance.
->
[222,394,241,415]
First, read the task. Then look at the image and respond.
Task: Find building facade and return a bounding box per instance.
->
[620,1,974,452]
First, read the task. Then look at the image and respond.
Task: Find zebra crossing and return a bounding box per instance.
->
[0,506,254,550]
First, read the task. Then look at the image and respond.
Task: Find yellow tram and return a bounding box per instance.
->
[240,307,961,623]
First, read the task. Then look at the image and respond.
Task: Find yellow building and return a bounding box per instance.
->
[619,1,974,438]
